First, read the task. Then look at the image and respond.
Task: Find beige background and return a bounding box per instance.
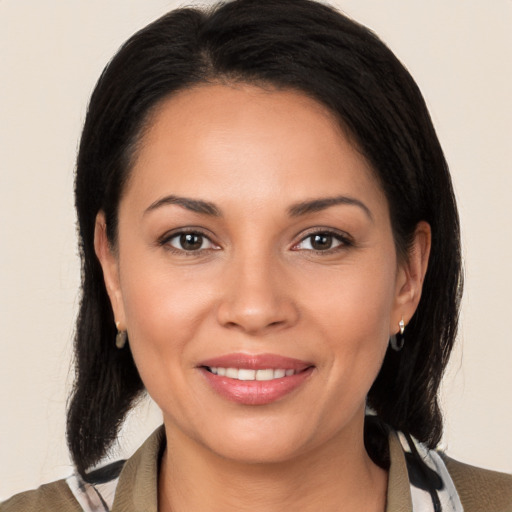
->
[1,0,511,500]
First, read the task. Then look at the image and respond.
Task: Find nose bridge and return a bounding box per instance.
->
[216,244,297,334]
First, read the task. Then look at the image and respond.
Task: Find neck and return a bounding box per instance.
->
[158,417,387,512]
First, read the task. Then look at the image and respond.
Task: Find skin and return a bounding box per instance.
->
[95,84,430,512]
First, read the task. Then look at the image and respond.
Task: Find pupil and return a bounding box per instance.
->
[312,234,332,250]
[180,233,202,250]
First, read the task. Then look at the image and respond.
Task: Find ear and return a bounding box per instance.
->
[391,221,431,334]
[94,211,126,330]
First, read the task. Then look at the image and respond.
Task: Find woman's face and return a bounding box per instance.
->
[97,84,427,464]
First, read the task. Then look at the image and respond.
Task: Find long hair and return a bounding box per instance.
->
[69,0,462,476]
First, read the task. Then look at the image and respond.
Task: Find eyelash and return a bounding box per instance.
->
[158,229,219,256]
[158,228,353,256]
[292,229,353,254]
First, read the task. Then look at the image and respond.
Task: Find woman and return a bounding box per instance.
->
[2,0,511,510]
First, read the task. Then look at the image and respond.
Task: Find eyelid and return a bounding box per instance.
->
[158,227,220,252]
[291,228,354,251]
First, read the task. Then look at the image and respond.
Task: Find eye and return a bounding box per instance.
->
[165,232,218,252]
[293,231,350,252]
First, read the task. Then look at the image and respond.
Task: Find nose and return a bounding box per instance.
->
[216,253,299,336]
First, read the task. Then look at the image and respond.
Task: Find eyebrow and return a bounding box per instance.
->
[288,196,373,221]
[144,195,221,217]
[144,194,372,221]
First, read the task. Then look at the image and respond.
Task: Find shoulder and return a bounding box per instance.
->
[1,460,126,512]
[0,428,162,512]
[0,479,82,512]
[443,455,512,512]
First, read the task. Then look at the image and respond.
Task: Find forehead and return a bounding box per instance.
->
[125,83,386,216]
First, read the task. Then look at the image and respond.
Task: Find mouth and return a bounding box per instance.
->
[205,367,298,381]
[198,353,314,405]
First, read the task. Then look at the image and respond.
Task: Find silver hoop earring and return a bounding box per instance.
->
[115,321,127,349]
[390,317,405,351]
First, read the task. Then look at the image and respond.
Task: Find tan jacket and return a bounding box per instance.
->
[2,427,512,511]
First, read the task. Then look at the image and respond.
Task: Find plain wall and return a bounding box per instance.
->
[1,0,511,499]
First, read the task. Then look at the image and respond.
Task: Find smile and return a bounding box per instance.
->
[207,367,297,380]
[198,353,314,405]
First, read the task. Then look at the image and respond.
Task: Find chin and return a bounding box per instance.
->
[190,414,328,466]
[210,436,307,465]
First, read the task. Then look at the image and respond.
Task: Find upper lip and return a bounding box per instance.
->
[198,353,313,371]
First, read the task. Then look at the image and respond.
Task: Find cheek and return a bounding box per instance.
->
[118,265,219,421]
[117,253,215,374]
[301,258,396,392]
[302,258,397,342]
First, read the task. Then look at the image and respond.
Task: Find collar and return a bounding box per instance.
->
[111,426,165,512]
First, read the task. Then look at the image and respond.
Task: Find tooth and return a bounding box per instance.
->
[211,367,297,380]
[238,369,256,381]
[226,368,238,378]
[256,369,274,381]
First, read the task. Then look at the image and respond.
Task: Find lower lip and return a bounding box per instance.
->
[199,367,314,405]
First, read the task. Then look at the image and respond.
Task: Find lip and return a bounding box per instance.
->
[199,353,313,371]
[197,353,314,405]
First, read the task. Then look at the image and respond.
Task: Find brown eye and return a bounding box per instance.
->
[310,234,334,250]
[180,233,203,250]
[293,231,348,252]
[166,232,217,252]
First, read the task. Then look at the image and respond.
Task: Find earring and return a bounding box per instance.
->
[390,317,405,351]
[115,321,127,349]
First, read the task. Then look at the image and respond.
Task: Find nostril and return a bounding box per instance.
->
[216,296,299,334]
